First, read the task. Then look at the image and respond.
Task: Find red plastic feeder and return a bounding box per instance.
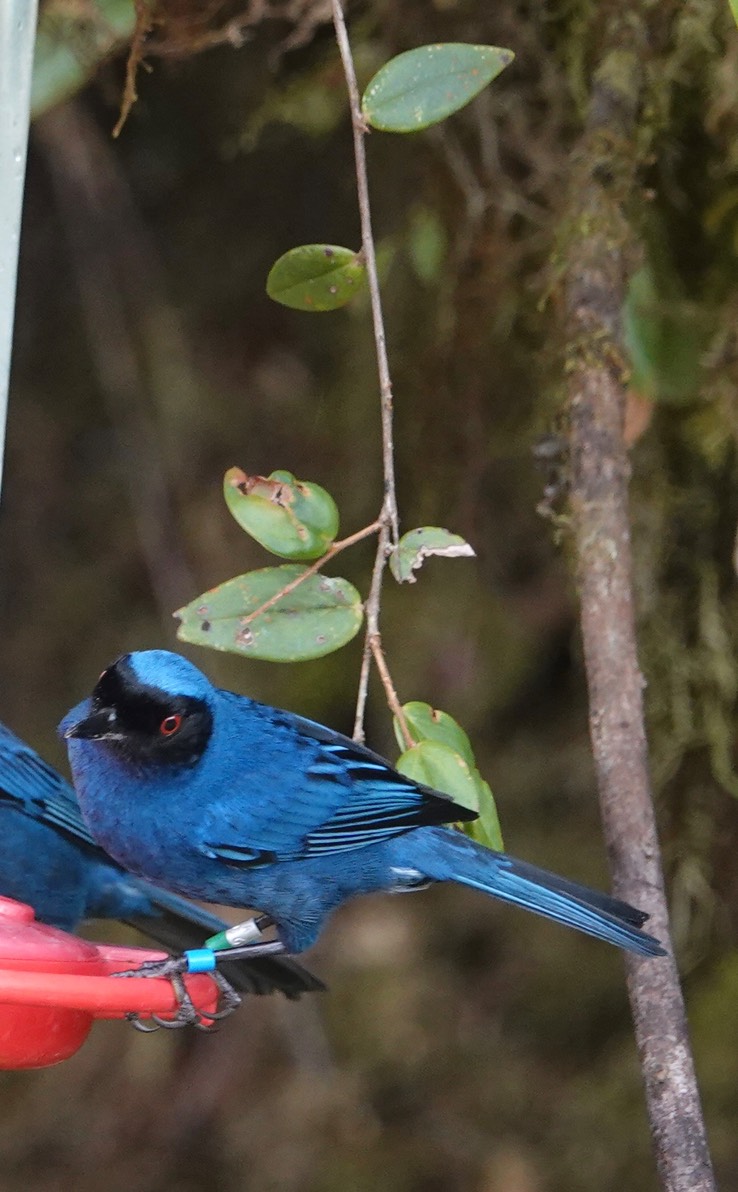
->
[0,896,221,1069]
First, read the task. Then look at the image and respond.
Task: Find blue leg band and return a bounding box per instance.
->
[183,948,217,973]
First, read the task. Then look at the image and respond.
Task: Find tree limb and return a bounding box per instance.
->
[562,18,716,1192]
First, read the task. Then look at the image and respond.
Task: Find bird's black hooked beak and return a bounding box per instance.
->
[64,707,121,741]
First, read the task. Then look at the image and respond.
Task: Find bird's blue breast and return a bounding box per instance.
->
[62,686,410,947]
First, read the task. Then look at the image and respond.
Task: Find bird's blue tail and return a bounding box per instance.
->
[404,827,665,957]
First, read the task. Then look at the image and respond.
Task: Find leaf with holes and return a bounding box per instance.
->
[266,244,366,311]
[390,526,475,583]
[362,44,514,133]
[175,566,363,662]
[224,468,339,560]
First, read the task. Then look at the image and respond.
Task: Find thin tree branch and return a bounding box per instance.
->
[561,18,716,1192]
[352,519,388,742]
[351,515,414,748]
[331,0,405,742]
[369,632,414,749]
[331,0,398,546]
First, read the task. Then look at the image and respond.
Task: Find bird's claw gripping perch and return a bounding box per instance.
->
[114,951,242,1032]
[148,969,241,1032]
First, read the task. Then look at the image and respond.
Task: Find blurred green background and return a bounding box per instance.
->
[2,1,738,1189]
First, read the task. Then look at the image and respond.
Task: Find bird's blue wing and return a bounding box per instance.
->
[204,698,477,864]
[301,738,476,855]
[0,721,325,994]
[0,721,95,846]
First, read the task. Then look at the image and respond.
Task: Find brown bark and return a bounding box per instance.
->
[563,17,717,1192]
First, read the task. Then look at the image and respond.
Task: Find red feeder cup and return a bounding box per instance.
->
[0,896,221,1068]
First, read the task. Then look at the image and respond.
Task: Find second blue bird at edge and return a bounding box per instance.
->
[0,716,322,996]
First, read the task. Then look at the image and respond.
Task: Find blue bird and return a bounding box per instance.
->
[0,718,323,999]
[60,650,665,974]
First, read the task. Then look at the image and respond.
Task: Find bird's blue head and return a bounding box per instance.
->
[61,650,216,768]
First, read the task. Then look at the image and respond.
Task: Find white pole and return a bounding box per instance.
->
[0,0,39,500]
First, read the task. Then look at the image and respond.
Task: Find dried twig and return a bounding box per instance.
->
[112,0,154,138]
[562,19,716,1192]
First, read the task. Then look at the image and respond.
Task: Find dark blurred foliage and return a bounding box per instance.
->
[2,0,738,1189]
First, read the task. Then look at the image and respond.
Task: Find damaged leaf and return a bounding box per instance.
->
[224,468,339,560]
[390,526,475,583]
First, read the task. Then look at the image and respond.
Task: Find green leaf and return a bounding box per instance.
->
[396,740,480,812]
[362,44,514,133]
[462,777,504,853]
[224,468,339,561]
[730,0,738,28]
[393,701,474,766]
[266,245,366,311]
[175,566,363,662]
[390,526,475,583]
[394,703,504,851]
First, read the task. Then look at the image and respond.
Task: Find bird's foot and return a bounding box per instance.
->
[114,953,242,1033]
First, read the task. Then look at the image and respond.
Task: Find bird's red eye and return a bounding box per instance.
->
[160,714,182,736]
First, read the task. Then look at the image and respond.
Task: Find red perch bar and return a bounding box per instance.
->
[0,895,221,1068]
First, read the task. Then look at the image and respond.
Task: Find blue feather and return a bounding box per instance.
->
[61,650,666,960]
[0,718,323,996]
